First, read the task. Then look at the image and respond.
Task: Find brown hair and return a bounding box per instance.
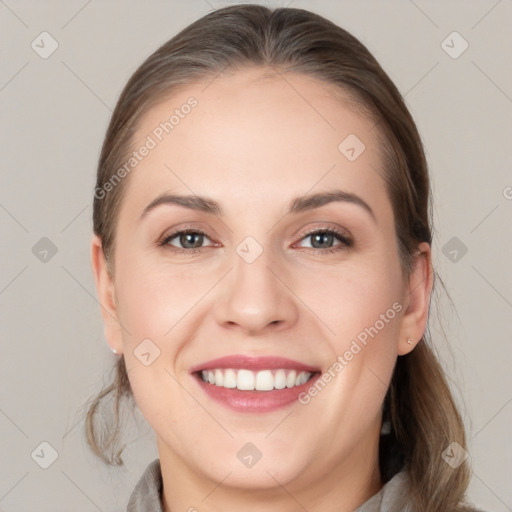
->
[86,5,476,510]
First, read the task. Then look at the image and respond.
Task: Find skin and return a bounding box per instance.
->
[91,67,433,512]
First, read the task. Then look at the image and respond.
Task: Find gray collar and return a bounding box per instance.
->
[127,458,411,511]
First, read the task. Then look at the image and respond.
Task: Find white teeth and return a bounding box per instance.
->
[199,368,313,391]
[223,369,237,388]
[237,369,255,390]
[297,372,309,385]
[255,370,274,391]
[274,369,287,389]
[286,370,297,388]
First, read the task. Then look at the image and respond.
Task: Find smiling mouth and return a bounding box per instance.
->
[196,368,317,391]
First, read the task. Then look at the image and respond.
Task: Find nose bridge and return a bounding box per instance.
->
[234,238,274,291]
[214,236,297,333]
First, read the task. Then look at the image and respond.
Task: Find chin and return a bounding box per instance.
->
[204,458,307,491]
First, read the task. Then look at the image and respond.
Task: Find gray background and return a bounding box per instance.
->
[1,0,511,510]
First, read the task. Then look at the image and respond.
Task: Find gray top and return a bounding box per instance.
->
[127,458,414,511]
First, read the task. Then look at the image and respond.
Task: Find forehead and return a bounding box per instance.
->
[122,67,391,223]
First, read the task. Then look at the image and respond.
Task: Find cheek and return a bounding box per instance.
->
[114,255,209,344]
[291,253,403,345]
[113,258,201,431]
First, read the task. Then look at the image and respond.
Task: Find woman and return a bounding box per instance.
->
[86,5,483,511]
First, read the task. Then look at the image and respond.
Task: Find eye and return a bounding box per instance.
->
[159,229,214,252]
[296,228,352,253]
[158,227,352,255]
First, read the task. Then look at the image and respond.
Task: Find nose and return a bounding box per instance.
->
[214,246,299,335]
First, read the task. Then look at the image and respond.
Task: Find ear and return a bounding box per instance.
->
[397,241,433,355]
[91,234,124,354]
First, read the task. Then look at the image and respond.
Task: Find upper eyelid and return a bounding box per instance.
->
[293,228,352,248]
[298,225,351,238]
[162,228,214,245]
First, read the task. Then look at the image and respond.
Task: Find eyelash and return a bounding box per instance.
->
[158,227,353,255]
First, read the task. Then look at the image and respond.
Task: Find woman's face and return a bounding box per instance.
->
[93,67,431,495]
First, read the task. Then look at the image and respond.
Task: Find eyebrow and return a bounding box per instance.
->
[139,189,376,223]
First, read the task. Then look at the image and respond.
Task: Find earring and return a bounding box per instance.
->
[407,338,414,345]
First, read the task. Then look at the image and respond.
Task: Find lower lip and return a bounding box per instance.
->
[193,373,321,413]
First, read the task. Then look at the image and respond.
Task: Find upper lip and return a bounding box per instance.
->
[190,355,321,373]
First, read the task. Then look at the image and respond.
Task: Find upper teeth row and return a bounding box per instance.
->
[200,369,313,391]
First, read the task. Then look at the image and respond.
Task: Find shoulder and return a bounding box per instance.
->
[355,471,487,512]
[126,458,163,512]
[355,470,410,511]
